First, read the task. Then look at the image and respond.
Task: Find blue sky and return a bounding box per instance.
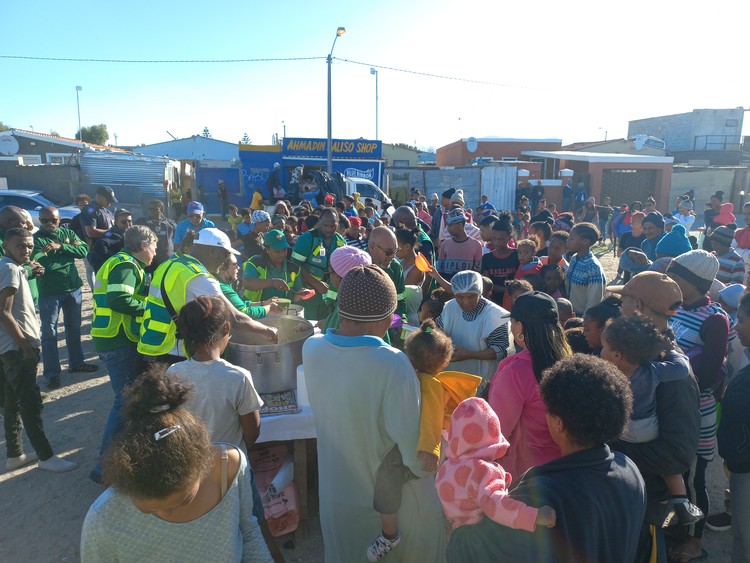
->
[2,0,748,149]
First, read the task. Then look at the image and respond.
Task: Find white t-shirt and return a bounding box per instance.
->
[169,274,225,357]
[167,358,263,453]
[0,256,41,354]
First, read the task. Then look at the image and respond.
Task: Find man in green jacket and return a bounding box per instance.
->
[34,206,98,390]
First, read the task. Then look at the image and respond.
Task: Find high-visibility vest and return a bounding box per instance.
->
[91,251,146,342]
[137,254,206,356]
[243,255,300,302]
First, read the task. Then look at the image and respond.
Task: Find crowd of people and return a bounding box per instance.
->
[3,180,750,562]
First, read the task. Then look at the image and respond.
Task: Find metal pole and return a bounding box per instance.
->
[370,68,379,140]
[76,86,83,142]
[326,53,333,174]
[326,27,345,175]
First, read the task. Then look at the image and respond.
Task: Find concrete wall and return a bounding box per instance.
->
[628,108,744,153]
[628,112,693,152]
[0,163,81,202]
[382,144,419,166]
[670,167,750,222]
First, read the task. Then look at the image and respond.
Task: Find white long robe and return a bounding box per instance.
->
[303,332,446,563]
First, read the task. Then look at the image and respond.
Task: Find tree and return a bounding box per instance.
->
[0,121,10,132]
[49,130,60,137]
[202,127,212,139]
[240,132,251,145]
[76,124,109,145]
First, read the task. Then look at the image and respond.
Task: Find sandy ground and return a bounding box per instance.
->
[0,248,734,562]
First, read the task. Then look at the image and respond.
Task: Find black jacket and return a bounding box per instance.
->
[447,446,646,563]
[719,362,750,473]
[88,228,125,272]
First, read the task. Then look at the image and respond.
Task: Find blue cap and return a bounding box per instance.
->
[186,201,204,214]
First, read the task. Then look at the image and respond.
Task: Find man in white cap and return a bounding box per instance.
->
[139,228,276,363]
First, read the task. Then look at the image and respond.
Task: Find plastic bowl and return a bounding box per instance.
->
[415,252,431,273]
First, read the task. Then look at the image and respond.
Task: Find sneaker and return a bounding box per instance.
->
[706,511,732,532]
[5,452,38,471]
[673,499,704,526]
[38,455,78,473]
[366,532,401,561]
[70,363,98,373]
[46,376,61,390]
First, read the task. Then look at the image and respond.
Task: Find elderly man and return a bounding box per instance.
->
[173,201,216,245]
[608,272,701,561]
[303,265,446,562]
[369,226,408,324]
[139,228,276,363]
[34,206,97,389]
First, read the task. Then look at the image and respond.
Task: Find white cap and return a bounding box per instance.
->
[193,228,240,255]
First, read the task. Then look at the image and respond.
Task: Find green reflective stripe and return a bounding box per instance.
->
[291,250,307,262]
[397,291,407,300]
[107,284,135,294]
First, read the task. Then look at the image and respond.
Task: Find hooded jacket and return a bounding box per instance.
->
[435,397,539,531]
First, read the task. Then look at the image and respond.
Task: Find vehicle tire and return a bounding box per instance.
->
[60,219,72,229]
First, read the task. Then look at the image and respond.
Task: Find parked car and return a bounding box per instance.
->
[0,190,81,228]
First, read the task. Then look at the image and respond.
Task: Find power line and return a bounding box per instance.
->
[0,54,323,63]
[0,53,533,88]
[335,57,533,89]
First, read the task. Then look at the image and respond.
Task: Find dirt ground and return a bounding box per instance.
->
[0,247,734,562]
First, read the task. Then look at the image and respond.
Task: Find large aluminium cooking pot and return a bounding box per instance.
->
[227,315,314,393]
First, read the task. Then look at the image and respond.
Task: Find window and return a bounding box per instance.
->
[46,153,73,164]
[726,119,739,128]
[393,159,410,167]
[19,155,42,165]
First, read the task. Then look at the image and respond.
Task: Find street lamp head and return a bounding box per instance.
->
[76,86,82,91]
[370,67,376,75]
[336,27,346,37]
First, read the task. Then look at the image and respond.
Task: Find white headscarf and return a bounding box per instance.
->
[450,271,482,295]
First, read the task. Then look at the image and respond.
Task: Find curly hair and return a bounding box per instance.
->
[570,222,600,245]
[405,319,453,374]
[491,210,515,236]
[102,364,213,499]
[584,295,622,327]
[516,235,539,255]
[601,315,672,366]
[541,354,633,448]
[420,288,451,320]
[565,327,593,354]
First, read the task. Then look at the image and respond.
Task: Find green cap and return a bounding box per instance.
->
[264,229,291,250]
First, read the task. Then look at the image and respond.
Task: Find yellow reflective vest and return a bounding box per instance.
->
[137,254,206,356]
[91,251,146,343]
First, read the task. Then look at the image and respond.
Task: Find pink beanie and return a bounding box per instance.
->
[330,245,372,277]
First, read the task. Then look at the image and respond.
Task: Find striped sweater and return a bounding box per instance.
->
[565,252,606,315]
[716,249,745,285]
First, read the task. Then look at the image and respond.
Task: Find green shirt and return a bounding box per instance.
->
[290,229,346,281]
[242,257,303,301]
[33,227,88,297]
[217,279,267,319]
[384,259,408,323]
[93,253,148,352]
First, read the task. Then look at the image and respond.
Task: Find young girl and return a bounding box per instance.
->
[418,288,451,323]
[514,236,542,280]
[600,315,704,526]
[541,263,566,299]
[566,223,606,316]
[436,397,556,532]
[367,321,482,561]
[582,296,621,354]
[81,366,273,562]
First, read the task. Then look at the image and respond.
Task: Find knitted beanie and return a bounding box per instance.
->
[338,265,397,322]
[329,245,372,278]
[642,211,664,231]
[710,225,735,248]
[451,189,465,207]
[655,224,692,258]
[668,249,720,294]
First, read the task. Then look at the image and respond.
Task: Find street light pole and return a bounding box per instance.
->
[75,86,83,142]
[326,26,346,174]
[370,67,378,140]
